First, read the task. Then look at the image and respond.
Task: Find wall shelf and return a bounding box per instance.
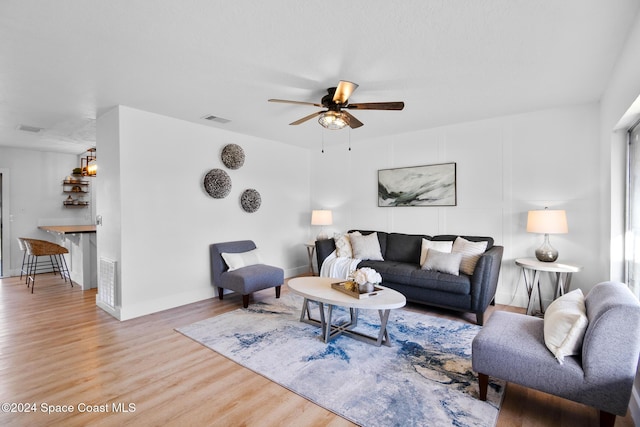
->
[62,178,90,207]
[63,201,89,207]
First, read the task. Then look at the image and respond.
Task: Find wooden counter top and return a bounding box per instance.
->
[39,225,97,234]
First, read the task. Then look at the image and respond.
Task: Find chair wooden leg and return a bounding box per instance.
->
[275,285,281,299]
[599,410,616,427]
[478,373,488,401]
[242,295,250,308]
[218,287,224,300]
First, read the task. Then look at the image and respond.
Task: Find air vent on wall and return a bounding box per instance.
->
[201,115,231,124]
[17,124,43,133]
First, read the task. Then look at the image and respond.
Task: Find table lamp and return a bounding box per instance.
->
[311,210,333,240]
[526,208,568,262]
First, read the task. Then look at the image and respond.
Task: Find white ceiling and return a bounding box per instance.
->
[1,0,639,155]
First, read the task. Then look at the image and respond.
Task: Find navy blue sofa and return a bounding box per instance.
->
[316,230,503,325]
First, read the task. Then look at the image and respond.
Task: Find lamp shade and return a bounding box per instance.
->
[311,210,333,226]
[526,209,568,234]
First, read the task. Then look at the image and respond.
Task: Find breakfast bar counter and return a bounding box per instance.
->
[38,225,97,234]
[39,225,97,289]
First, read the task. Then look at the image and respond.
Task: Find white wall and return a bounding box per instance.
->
[601,10,640,283]
[96,106,311,320]
[95,107,122,316]
[0,147,94,276]
[310,103,601,308]
[599,10,640,425]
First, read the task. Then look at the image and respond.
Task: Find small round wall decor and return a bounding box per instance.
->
[203,169,232,198]
[240,189,261,213]
[221,143,245,169]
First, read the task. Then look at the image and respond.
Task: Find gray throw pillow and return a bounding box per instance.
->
[421,250,462,276]
[350,232,384,261]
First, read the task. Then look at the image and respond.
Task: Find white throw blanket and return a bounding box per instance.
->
[319,250,361,279]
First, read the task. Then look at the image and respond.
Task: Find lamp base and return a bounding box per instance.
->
[535,234,558,262]
[316,230,329,241]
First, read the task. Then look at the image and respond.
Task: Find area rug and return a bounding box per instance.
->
[176,293,504,427]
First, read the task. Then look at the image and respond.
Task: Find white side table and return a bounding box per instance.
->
[515,258,582,316]
[304,241,316,275]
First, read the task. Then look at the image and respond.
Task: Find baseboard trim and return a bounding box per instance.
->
[96,297,121,320]
[116,288,217,321]
[285,266,310,278]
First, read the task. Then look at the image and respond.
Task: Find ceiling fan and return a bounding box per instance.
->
[268,80,404,130]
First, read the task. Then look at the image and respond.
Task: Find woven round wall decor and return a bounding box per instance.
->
[203,169,232,198]
[240,189,261,213]
[221,143,245,170]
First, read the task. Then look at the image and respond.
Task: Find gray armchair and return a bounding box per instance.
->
[210,240,283,308]
[472,281,640,427]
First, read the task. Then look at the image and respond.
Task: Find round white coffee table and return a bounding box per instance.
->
[287,276,406,347]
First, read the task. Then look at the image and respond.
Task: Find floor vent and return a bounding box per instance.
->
[98,258,117,309]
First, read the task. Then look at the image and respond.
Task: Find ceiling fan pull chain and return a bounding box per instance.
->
[348,128,352,151]
[321,129,325,153]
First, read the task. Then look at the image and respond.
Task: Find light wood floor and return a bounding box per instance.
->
[0,274,634,426]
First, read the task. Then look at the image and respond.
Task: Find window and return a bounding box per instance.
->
[626,121,640,299]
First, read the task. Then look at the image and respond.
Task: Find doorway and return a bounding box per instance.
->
[0,169,10,278]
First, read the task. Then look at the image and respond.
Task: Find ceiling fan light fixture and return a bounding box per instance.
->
[318,111,348,130]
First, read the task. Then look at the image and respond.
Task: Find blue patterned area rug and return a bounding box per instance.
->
[176,293,504,427]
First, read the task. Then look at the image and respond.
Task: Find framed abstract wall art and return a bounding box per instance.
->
[378,162,457,207]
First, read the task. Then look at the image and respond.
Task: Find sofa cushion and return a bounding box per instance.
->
[432,235,494,250]
[221,248,264,271]
[334,232,360,258]
[409,268,471,295]
[422,250,462,276]
[350,232,384,261]
[220,264,284,293]
[357,260,471,295]
[348,230,388,257]
[544,289,589,364]
[385,233,426,264]
[420,238,454,266]
[452,237,488,275]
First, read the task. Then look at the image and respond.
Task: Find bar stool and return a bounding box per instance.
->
[22,238,72,293]
[19,237,58,283]
[16,237,52,284]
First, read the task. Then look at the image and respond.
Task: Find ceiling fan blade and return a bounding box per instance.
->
[268,99,323,107]
[289,110,325,125]
[342,111,364,129]
[333,81,359,104]
[346,102,405,110]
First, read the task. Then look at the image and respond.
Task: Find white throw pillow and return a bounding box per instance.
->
[349,232,384,261]
[420,239,454,266]
[221,248,264,271]
[334,232,359,258]
[543,289,589,364]
[452,237,488,275]
[421,250,462,276]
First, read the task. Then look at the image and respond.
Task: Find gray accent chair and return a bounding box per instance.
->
[472,281,640,427]
[210,240,283,308]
